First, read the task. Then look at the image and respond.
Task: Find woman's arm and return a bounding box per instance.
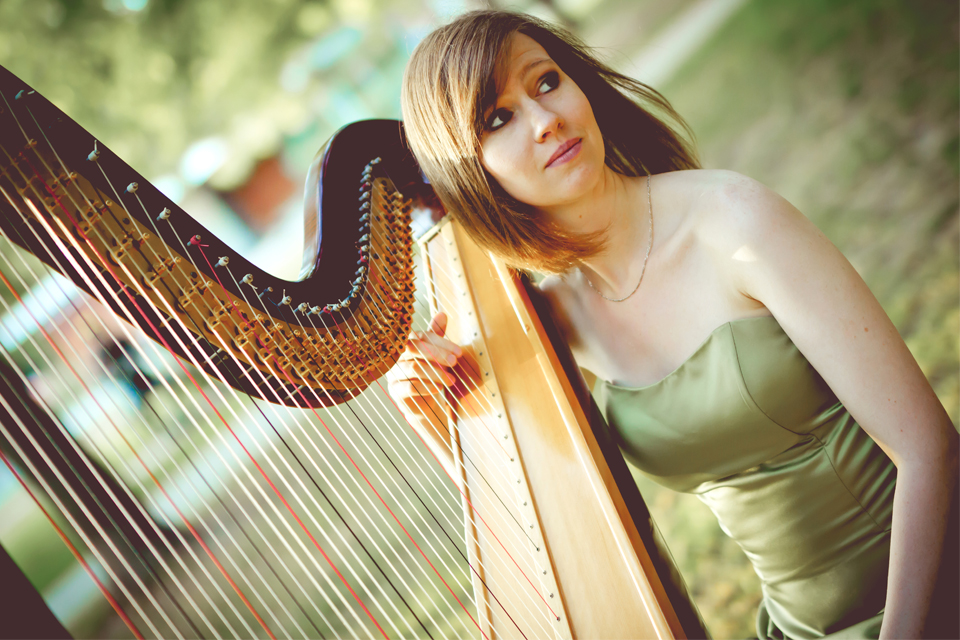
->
[700,171,958,639]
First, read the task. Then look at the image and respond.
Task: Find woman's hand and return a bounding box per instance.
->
[389,311,462,402]
[387,312,463,472]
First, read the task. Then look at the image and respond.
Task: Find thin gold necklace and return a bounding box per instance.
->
[582,172,654,303]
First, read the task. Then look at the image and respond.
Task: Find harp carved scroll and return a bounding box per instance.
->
[0,61,707,639]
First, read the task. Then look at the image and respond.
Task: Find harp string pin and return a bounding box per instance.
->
[216,256,229,267]
[296,303,310,313]
[157,207,171,221]
[125,182,138,193]
[241,274,254,285]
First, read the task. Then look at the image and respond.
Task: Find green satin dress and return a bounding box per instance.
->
[594,315,893,639]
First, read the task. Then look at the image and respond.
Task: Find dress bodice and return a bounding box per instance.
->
[594,315,895,639]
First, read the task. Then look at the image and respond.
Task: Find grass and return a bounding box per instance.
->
[632,1,959,637]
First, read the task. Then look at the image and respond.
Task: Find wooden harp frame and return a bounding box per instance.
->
[0,57,707,638]
[417,215,707,639]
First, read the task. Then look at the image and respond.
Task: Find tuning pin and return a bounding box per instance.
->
[359,191,371,203]
[280,294,292,305]
[216,256,229,267]
[157,207,171,221]
[126,182,138,193]
[309,306,323,315]
[87,148,100,162]
[296,302,310,313]
[241,274,254,285]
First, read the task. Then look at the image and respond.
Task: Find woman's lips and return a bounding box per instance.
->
[546,139,582,168]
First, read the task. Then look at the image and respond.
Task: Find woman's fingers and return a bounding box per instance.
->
[403,338,458,365]
[429,311,448,338]
[392,358,456,386]
[403,329,463,364]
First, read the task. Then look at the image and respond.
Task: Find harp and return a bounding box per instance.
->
[0,64,707,639]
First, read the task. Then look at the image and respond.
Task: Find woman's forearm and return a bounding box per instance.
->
[879,452,958,639]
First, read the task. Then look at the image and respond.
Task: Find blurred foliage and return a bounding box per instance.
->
[1,0,311,179]
[0,0,422,187]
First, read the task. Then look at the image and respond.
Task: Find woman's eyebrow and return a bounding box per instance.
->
[521,58,551,80]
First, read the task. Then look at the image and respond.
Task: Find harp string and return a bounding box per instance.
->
[0,198,330,639]
[135,176,464,638]
[0,250,250,639]
[304,175,560,629]
[6,129,366,637]
[55,131,468,633]
[124,216,422,639]
[0,131,352,636]
[0,446,146,638]
[0,367,173,637]
[179,182,507,630]
[365,232,561,613]
[129,186,454,639]
[34,116,428,639]
[243,215,535,634]
[373,270,563,627]
[191,171,534,638]
[3,87,568,636]
[65,156,392,638]
[0,190,343,637]
[197,260,488,639]
[0,223,332,639]
[312,271,556,634]
[159,240,435,639]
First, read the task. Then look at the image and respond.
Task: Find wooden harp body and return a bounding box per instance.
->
[0,63,706,639]
[419,218,707,639]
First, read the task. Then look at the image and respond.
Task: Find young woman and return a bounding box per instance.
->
[388,10,958,639]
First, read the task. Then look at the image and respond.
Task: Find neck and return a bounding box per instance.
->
[542,167,651,295]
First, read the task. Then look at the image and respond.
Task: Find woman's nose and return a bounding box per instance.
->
[531,103,562,142]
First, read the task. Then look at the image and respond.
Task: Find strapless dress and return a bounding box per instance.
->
[594,315,894,639]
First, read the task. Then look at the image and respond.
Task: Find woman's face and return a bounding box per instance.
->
[479,33,605,211]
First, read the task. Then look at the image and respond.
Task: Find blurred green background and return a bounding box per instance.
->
[0,0,956,638]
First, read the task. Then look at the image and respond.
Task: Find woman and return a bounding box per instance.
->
[389,10,958,639]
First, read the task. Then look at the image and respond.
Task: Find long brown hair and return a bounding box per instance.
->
[401,10,700,274]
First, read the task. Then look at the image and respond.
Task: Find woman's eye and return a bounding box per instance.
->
[487,108,512,131]
[538,71,560,94]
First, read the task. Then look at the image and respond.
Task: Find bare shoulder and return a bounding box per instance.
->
[680,169,801,250]
[536,273,588,349]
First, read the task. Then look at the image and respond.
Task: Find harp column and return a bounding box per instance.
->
[420,217,686,640]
